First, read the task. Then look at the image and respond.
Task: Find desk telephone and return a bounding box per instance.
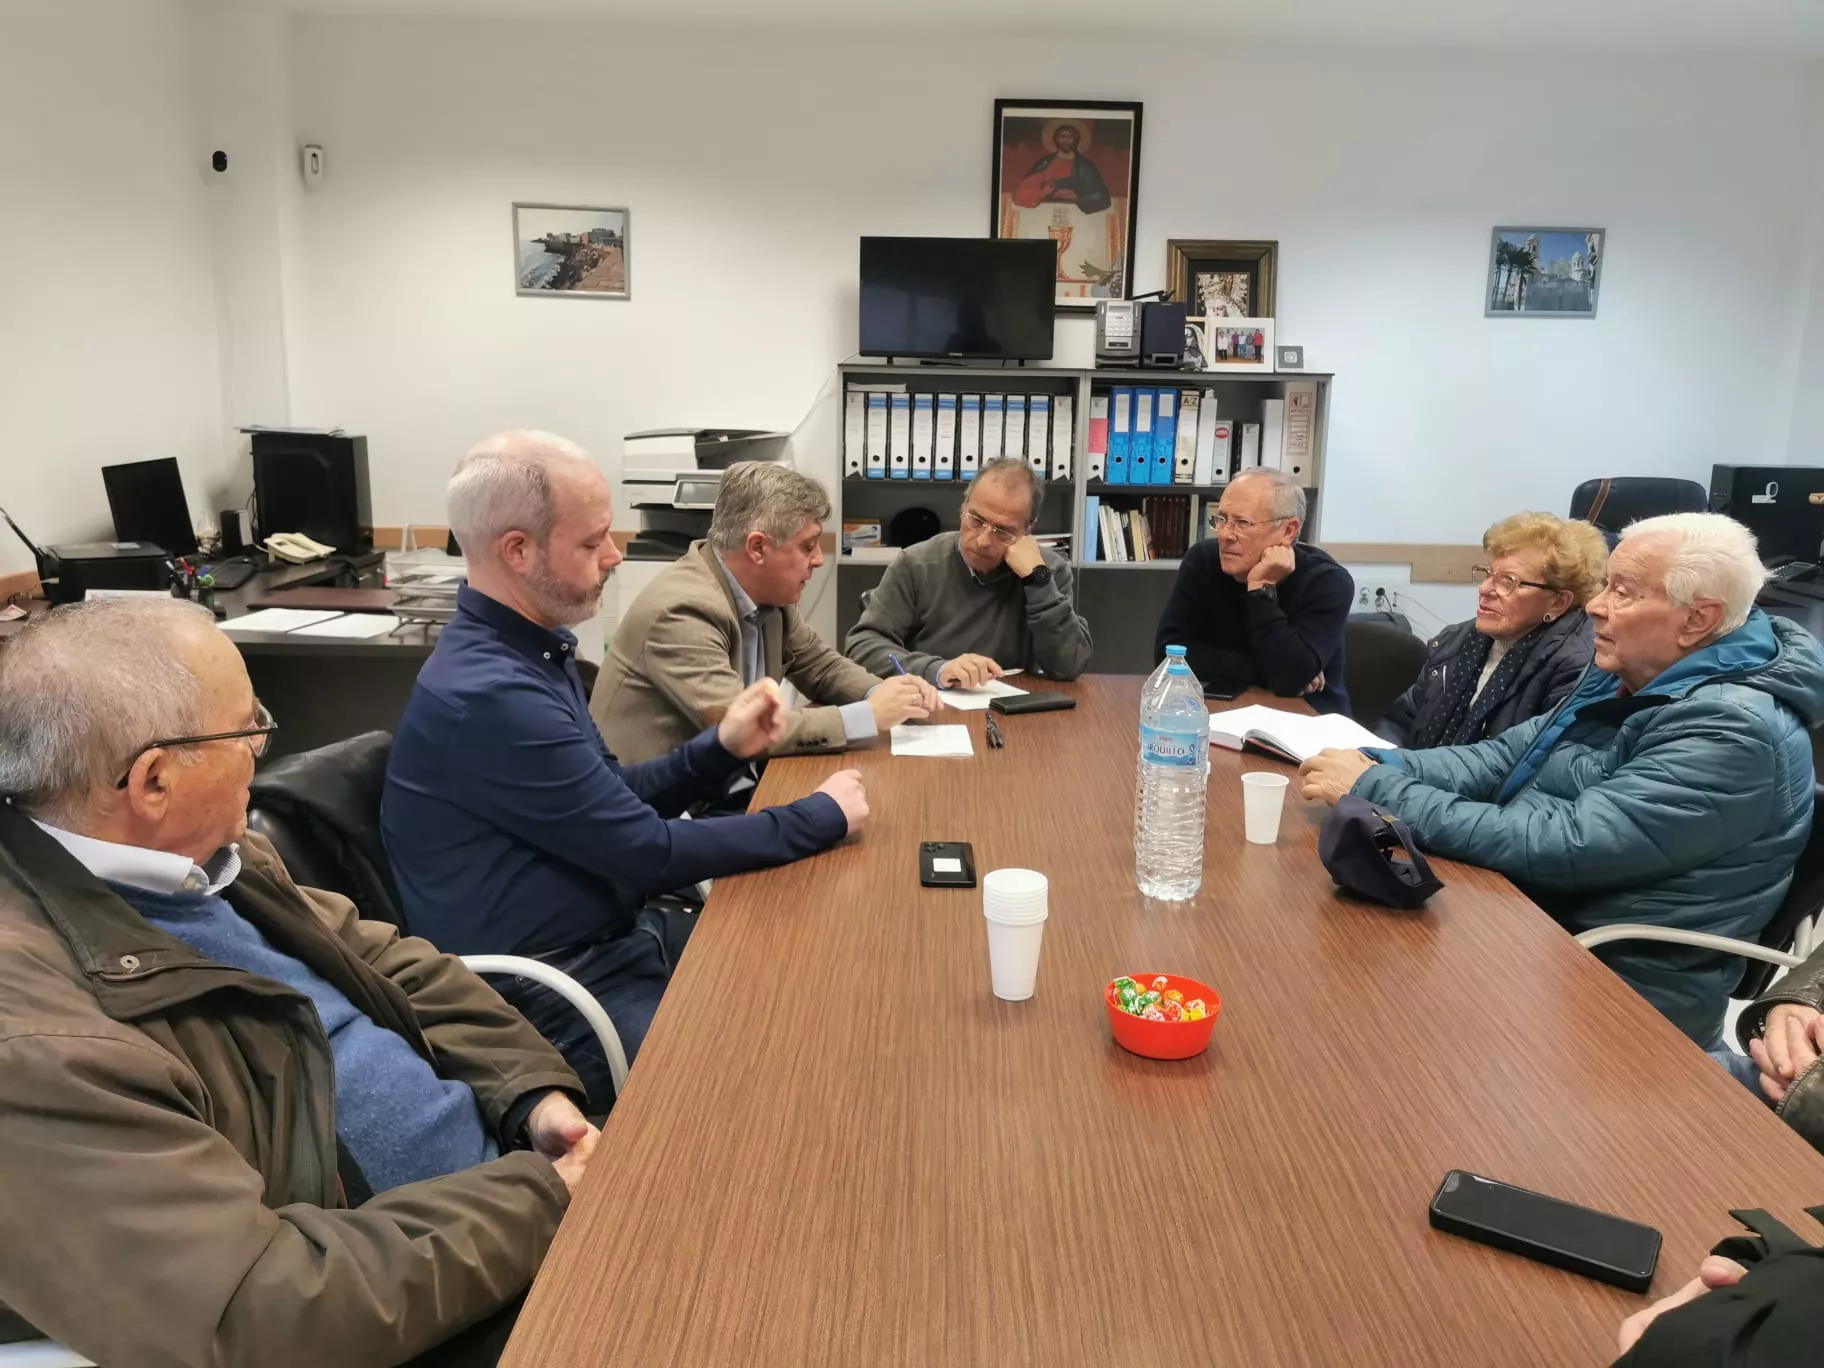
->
[1767,559,1822,584]
[263,532,336,564]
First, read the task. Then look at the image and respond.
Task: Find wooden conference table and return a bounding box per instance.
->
[502,676,1824,1367]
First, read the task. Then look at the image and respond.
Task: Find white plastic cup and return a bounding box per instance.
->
[1242,772,1291,845]
[983,868,1049,1001]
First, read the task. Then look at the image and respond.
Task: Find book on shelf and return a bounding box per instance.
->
[1208,705,1392,764]
[1203,498,1222,541]
[1027,395,1050,478]
[1109,386,1133,484]
[1151,389,1177,486]
[1100,504,1127,563]
[1003,395,1027,464]
[934,393,957,481]
[1086,393,1109,480]
[865,392,889,479]
[1083,494,1100,563]
[911,394,935,481]
[888,394,911,480]
[1260,397,1285,473]
[1051,394,1073,481]
[843,390,866,477]
[959,394,982,479]
[981,396,1006,477]
[1193,396,1221,485]
[1173,390,1200,484]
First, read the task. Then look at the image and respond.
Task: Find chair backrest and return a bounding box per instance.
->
[1568,477,1709,541]
[1737,782,1824,1000]
[246,731,404,929]
[1342,619,1429,732]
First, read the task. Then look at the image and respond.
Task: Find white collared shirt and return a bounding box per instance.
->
[34,821,243,897]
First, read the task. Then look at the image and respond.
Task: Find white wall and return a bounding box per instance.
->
[0,0,229,576]
[282,17,1820,553]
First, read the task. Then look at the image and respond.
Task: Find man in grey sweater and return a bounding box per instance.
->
[844,459,1093,686]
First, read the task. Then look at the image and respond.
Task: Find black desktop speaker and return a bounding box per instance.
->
[252,432,373,553]
[1710,464,1824,565]
[1140,301,1187,368]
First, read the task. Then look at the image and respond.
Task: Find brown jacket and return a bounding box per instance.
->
[592,540,882,763]
[1737,941,1824,1153]
[0,808,581,1368]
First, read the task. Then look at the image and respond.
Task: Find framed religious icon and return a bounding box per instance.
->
[992,99,1142,312]
[1166,239,1277,320]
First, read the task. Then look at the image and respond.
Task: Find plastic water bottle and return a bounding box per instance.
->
[1135,644,1210,900]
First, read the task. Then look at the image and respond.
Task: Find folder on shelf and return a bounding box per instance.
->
[1083,493,1100,563]
[844,390,866,478]
[1209,420,1235,484]
[1108,387,1133,484]
[865,393,889,479]
[959,394,983,479]
[1003,395,1027,464]
[1150,389,1177,486]
[1086,393,1109,481]
[1026,395,1050,478]
[911,394,935,480]
[1240,421,1262,472]
[934,394,957,480]
[1260,397,1285,473]
[1193,395,1220,485]
[980,396,1005,479]
[1131,389,1154,485]
[1174,391,1200,484]
[1051,394,1073,481]
[889,394,912,479]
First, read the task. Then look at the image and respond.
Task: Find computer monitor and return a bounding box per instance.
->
[102,457,197,557]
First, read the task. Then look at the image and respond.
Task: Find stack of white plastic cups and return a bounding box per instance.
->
[982,868,1049,1001]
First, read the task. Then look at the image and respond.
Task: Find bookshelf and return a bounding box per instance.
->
[834,360,1334,671]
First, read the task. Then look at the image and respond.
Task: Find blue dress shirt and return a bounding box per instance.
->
[382,585,848,957]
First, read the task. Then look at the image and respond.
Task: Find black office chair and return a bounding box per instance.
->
[1569,477,1709,546]
[1576,782,1824,1001]
[1343,619,1429,732]
[246,732,630,1095]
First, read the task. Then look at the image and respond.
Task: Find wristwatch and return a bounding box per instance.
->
[1022,562,1054,588]
[1249,583,1278,603]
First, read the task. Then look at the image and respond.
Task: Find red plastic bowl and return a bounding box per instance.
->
[1105,973,1222,1060]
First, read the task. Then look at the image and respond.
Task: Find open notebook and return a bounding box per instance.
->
[1208,704,1393,764]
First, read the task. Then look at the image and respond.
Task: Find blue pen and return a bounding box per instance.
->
[888,654,907,676]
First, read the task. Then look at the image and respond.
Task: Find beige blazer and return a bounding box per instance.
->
[591,541,882,764]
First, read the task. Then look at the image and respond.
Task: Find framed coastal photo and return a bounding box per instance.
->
[1202,316,1275,372]
[513,203,630,299]
[992,99,1142,312]
[1486,227,1603,318]
[1167,239,1278,319]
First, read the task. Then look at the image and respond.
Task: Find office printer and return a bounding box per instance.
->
[622,428,790,560]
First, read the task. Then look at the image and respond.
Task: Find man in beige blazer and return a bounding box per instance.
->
[592,462,939,765]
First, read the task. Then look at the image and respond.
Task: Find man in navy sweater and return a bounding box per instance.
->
[1153,469,1355,714]
[384,431,870,1103]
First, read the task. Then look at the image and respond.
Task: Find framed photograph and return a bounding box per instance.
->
[514,203,630,299]
[992,99,1142,312]
[1486,227,1603,318]
[1166,239,1277,319]
[1201,316,1275,373]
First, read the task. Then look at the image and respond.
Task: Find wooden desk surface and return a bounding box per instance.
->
[503,677,1824,1367]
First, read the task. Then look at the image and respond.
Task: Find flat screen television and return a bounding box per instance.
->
[859,236,1056,361]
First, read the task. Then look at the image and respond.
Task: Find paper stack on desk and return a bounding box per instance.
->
[220,608,343,634]
[936,679,1028,711]
[290,613,402,640]
[890,724,974,757]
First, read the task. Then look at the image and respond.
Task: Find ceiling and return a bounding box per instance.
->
[259,0,1824,56]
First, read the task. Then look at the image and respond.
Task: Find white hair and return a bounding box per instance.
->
[447,429,593,558]
[1230,468,1307,524]
[0,598,215,825]
[1620,511,1766,635]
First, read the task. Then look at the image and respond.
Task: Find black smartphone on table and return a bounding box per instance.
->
[919,841,977,888]
[1428,1170,1661,1293]
[1204,685,1242,701]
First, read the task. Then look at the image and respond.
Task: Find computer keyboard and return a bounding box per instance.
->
[203,558,257,590]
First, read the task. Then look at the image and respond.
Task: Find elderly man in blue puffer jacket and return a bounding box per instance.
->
[1300,512,1824,1046]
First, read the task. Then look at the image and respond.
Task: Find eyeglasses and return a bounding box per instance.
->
[1473,565,1556,598]
[962,508,1026,546]
[1210,512,1289,534]
[115,700,278,789]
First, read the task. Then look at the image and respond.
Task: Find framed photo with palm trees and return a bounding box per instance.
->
[1486,227,1604,318]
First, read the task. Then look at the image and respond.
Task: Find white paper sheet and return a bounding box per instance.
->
[220,608,342,634]
[936,679,1028,711]
[890,724,975,757]
[289,613,403,640]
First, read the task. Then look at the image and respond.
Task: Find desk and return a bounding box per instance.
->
[502,677,1824,1366]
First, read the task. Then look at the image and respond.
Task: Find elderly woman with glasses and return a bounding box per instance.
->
[1377,512,1609,748]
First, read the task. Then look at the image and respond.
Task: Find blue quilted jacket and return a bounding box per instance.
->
[1354,611,1824,1044]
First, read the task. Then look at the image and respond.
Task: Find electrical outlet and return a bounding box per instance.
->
[1357,587,1370,608]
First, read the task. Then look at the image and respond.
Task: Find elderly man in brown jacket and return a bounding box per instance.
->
[591,461,939,766]
[0,598,596,1368]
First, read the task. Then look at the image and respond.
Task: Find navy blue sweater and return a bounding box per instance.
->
[383,586,848,957]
